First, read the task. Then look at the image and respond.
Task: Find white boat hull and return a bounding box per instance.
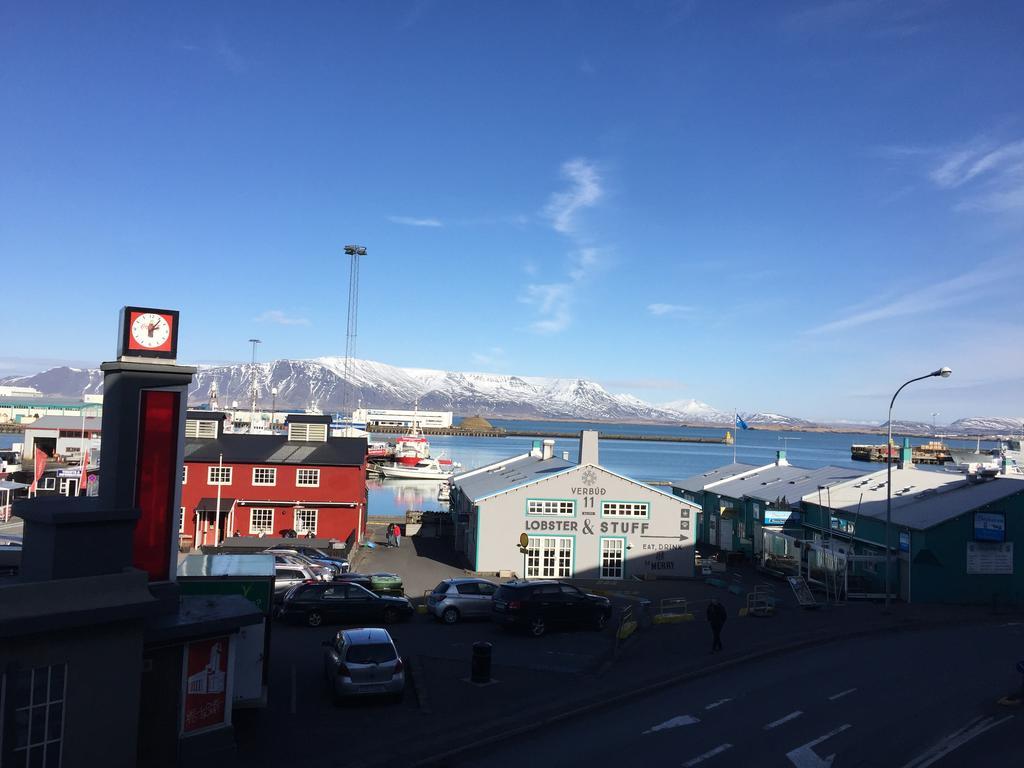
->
[377,463,453,480]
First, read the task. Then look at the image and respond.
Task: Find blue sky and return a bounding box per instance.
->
[2,1,1023,422]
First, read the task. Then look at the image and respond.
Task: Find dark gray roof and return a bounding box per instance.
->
[286,414,332,424]
[187,410,227,422]
[453,453,576,502]
[707,464,869,505]
[194,497,237,513]
[0,396,92,408]
[24,416,103,431]
[673,463,758,494]
[184,433,365,467]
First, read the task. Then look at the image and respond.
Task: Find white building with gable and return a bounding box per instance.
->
[450,431,698,580]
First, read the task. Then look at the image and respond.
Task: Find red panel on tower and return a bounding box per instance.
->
[132,389,181,580]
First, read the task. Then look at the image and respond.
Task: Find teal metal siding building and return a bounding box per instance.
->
[801,467,1024,605]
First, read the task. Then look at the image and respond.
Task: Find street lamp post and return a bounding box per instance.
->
[885,367,951,609]
[271,387,278,431]
[931,412,940,437]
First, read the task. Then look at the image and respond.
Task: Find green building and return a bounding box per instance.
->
[800,465,1024,605]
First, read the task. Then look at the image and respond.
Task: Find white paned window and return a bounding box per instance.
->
[525,536,573,578]
[208,466,233,485]
[252,467,277,486]
[601,501,649,518]
[294,508,318,536]
[296,469,320,487]
[526,499,575,516]
[9,664,67,766]
[600,538,625,579]
[288,422,328,442]
[39,477,55,491]
[185,420,218,439]
[182,466,188,484]
[249,508,274,535]
[180,506,185,533]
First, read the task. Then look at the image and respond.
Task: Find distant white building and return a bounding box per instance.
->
[0,396,101,425]
[351,408,453,429]
[0,385,43,398]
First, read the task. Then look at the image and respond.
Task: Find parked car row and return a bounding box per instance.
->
[279,581,414,627]
[306,578,613,705]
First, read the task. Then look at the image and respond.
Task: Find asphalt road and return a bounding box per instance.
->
[447,622,1024,768]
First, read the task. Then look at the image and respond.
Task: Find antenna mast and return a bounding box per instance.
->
[342,244,367,420]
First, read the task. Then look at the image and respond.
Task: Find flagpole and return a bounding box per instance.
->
[214,453,223,547]
[733,410,738,463]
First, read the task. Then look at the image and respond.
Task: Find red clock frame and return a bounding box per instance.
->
[119,306,180,359]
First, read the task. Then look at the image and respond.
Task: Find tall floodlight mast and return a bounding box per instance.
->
[342,244,367,420]
[248,338,262,430]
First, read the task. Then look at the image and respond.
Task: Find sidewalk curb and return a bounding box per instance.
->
[386,615,1009,768]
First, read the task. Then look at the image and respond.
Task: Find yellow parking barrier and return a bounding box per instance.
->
[617,620,638,640]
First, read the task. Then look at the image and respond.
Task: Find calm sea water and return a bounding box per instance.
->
[365,420,999,518]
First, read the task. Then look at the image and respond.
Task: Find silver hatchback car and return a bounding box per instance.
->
[427,578,499,624]
[322,627,404,701]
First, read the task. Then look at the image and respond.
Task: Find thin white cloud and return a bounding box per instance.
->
[213,37,247,74]
[568,248,601,281]
[929,139,1024,190]
[472,347,507,368]
[520,283,571,334]
[256,310,310,326]
[648,303,695,317]
[388,215,443,228]
[544,158,603,234]
[878,135,1024,214]
[805,262,1016,335]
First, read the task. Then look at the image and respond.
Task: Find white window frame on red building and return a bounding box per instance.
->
[251,467,277,486]
[249,508,274,535]
[207,466,232,486]
[295,468,320,488]
[294,508,318,535]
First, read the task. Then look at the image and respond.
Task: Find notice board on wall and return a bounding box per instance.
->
[966,541,1013,575]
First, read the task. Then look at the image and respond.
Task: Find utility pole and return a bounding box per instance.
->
[248,338,261,430]
[342,244,367,422]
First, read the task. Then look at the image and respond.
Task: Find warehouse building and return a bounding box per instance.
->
[351,408,453,429]
[799,464,1024,604]
[450,431,699,580]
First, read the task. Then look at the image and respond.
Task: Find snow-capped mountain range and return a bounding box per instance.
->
[0,358,1019,433]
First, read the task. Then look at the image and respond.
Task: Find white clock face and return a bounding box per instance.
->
[131,313,171,348]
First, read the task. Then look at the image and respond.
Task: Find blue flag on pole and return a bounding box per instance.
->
[735,414,749,430]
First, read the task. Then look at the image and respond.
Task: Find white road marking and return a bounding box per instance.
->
[642,714,699,734]
[764,710,804,730]
[786,724,852,768]
[827,688,857,701]
[705,698,732,710]
[683,743,732,766]
[901,715,1014,768]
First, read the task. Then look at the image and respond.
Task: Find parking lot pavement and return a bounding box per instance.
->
[235,599,623,767]
[358,525,470,598]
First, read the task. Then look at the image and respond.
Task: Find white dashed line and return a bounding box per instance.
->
[683,743,733,766]
[642,714,699,734]
[705,698,732,710]
[828,688,857,701]
[764,711,804,730]
[902,715,1014,768]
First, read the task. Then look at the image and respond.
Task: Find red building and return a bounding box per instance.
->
[179,412,367,548]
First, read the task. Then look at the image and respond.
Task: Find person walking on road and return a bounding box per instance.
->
[707,598,727,653]
[393,523,402,548]
[385,525,394,548]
